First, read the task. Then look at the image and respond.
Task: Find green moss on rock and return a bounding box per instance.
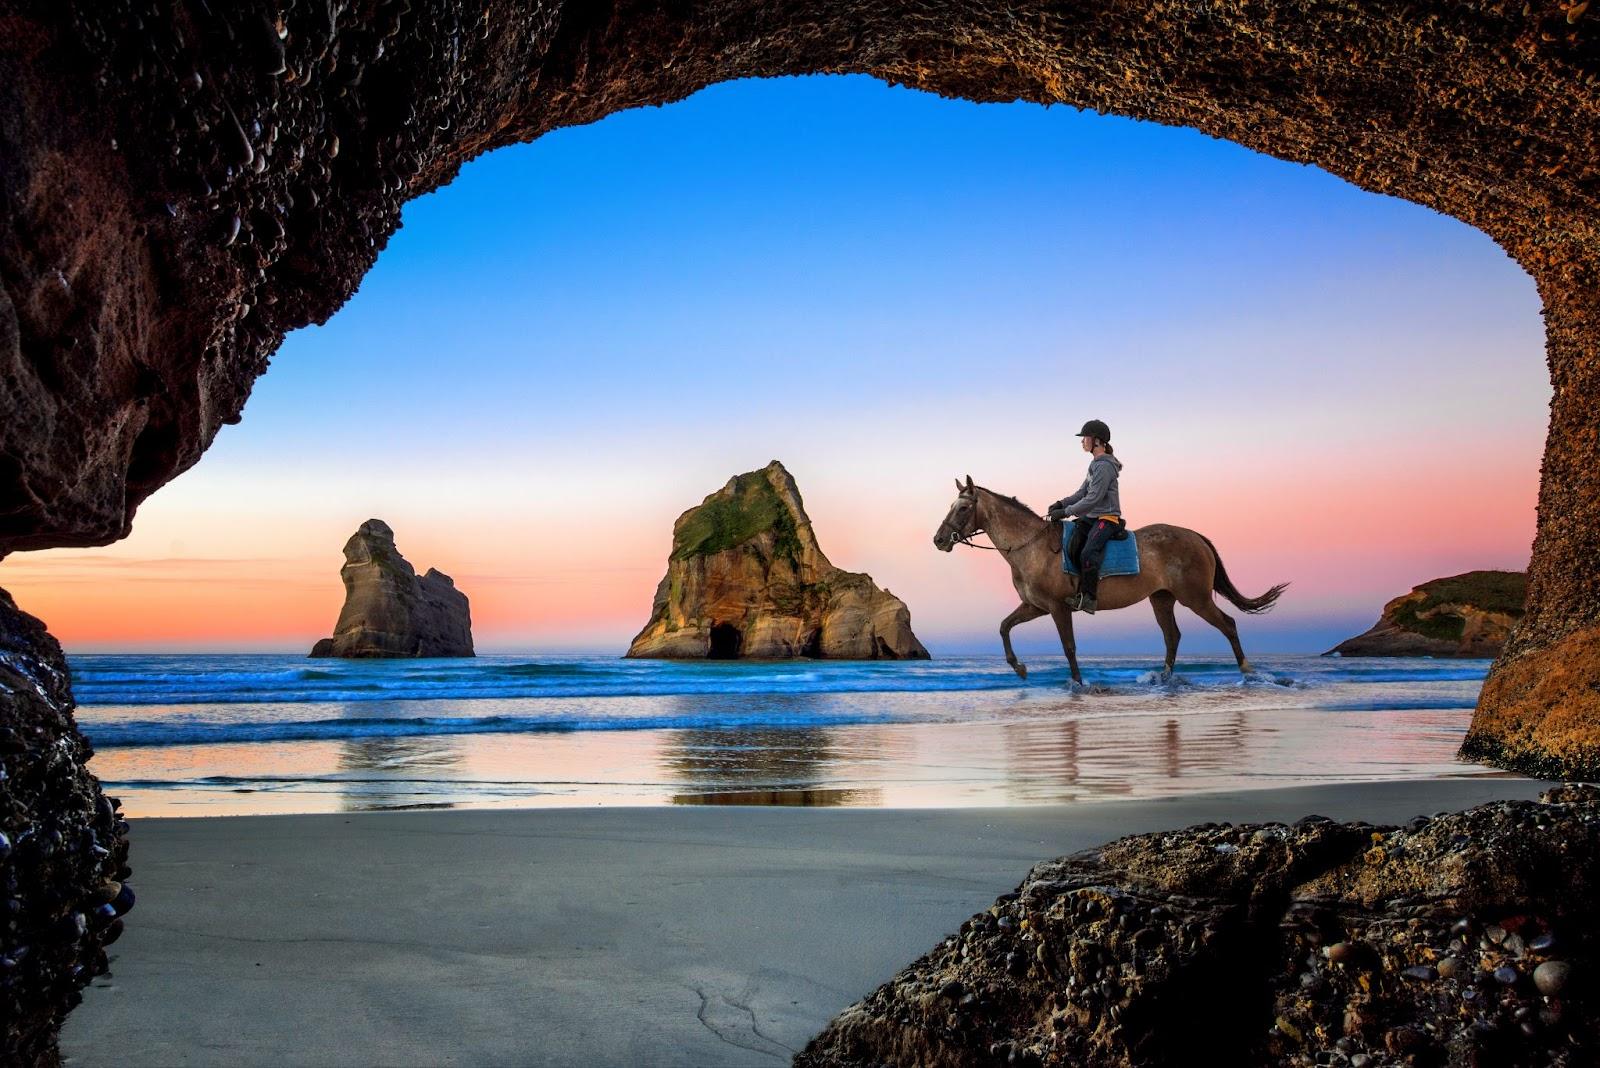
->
[1409,571,1527,617]
[1389,571,1526,642]
[671,471,802,563]
[1390,601,1468,642]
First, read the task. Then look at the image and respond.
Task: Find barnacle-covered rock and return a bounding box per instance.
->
[798,795,1600,1066]
[0,590,131,1067]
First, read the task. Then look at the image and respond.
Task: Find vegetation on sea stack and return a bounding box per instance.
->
[1388,571,1527,643]
[1327,570,1526,658]
[670,469,804,564]
[631,462,927,660]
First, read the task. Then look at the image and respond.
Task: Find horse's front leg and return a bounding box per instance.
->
[1048,603,1082,684]
[1000,602,1047,678]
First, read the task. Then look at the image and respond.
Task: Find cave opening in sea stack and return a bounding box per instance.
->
[708,623,743,660]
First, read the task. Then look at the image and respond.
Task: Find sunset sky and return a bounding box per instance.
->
[0,75,1548,656]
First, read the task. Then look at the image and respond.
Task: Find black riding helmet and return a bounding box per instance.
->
[1077,419,1110,443]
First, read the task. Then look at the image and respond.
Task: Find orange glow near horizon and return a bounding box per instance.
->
[0,427,1538,654]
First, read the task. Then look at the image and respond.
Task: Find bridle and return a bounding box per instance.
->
[939,493,1053,553]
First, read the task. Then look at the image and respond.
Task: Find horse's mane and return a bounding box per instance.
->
[975,486,1040,518]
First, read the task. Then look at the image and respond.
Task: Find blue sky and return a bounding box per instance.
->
[2,75,1549,655]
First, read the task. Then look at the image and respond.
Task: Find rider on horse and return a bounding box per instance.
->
[1047,419,1124,615]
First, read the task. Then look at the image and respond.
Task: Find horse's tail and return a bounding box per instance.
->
[1199,535,1288,614]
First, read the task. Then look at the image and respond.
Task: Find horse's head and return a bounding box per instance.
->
[933,476,979,552]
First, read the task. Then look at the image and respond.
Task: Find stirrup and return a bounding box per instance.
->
[1076,593,1098,614]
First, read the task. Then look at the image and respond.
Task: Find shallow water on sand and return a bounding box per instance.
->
[69,654,1511,816]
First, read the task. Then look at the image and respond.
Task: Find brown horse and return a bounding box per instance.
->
[933,477,1287,684]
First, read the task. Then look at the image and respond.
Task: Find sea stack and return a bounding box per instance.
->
[627,461,929,660]
[1326,570,1526,658]
[309,519,474,658]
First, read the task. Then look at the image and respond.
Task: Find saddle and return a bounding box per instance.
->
[1059,519,1142,578]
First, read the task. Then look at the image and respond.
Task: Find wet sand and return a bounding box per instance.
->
[62,777,1549,1067]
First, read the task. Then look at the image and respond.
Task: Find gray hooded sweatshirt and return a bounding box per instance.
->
[1054,454,1123,519]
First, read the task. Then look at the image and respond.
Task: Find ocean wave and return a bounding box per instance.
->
[71,655,1381,706]
[62,654,1492,753]
[1310,699,1478,712]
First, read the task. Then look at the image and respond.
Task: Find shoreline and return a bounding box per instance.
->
[64,776,1551,1066]
[93,762,1526,820]
[73,651,1499,817]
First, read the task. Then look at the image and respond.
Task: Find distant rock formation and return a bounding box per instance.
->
[627,462,929,660]
[1326,570,1526,658]
[309,519,474,658]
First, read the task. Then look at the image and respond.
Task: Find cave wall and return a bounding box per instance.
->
[0,591,132,1066]
[1,2,1599,1059]
[1462,259,1600,777]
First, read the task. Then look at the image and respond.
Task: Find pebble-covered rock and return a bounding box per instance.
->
[1,591,132,1064]
[798,793,1600,1066]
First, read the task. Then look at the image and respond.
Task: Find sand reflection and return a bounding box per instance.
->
[335,725,465,812]
[982,707,1251,804]
[663,722,884,806]
[87,675,1501,816]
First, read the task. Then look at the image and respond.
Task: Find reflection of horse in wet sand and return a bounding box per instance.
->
[933,477,1287,684]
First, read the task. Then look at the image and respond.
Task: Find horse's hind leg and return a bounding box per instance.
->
[1150,591,1181,675]
[1184,595,1253,675]
[1048,604,1082,684]
[1000,602,1047,678]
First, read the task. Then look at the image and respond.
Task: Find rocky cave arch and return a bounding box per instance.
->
[708,622,744,660]
[3,1,1600,1061]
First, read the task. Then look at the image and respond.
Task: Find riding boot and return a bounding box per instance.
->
[1076,553,1102,613]
[1076,518,1114,615]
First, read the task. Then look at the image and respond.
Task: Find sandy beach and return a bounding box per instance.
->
[61,776,1548,1067]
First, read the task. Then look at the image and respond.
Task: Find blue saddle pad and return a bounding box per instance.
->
[1062,526,1141,578]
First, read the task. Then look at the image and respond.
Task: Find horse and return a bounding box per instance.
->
[932,476,1288,684]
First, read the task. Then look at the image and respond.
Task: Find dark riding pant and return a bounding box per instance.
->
[1070,517,1126,599]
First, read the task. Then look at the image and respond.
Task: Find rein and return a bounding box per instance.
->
[940,490,1062,554]
[952,518,1053,553]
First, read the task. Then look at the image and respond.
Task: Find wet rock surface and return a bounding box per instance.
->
[310,518,473,658]
[0,589,131,1067]
[627,461,928,660]
[798,788,1600,1067]
[1464,626,1600,780]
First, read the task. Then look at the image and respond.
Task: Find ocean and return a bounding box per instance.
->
[68,653,1509,816]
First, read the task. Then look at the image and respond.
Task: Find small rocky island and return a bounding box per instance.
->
[1325,570,1526,658]
[627,461,929,660]
[309,519,474,658]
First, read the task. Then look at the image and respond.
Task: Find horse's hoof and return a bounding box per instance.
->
[1012,662,1028,679]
